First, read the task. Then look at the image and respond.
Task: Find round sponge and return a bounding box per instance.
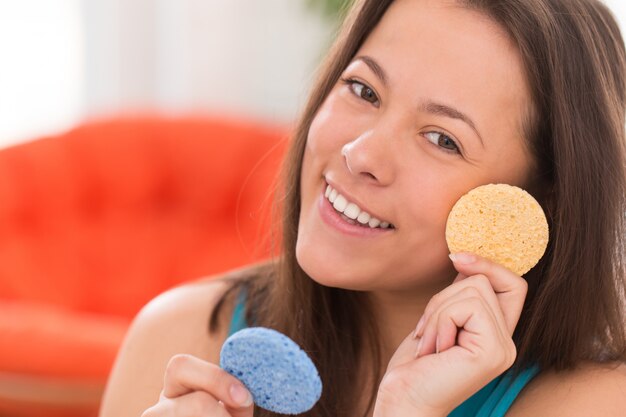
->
[220,327,322,414]
[445,183,549,276]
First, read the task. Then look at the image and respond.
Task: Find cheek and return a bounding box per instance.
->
[477,146,533,189]
[307,104,339,155]
[400,168,483,244]
[306,93,368,154]
[300,113,331,183]
[405,184,455,237]
[301,102,351,187]
[299,104,344,216]
[299,124,325,195]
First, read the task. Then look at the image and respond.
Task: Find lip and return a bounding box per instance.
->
[324,179,393,226]
[318,187,395,238]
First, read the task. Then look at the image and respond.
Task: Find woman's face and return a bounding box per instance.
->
[297,0,534,291]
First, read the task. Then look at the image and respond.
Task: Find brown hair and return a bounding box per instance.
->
[210,1,626,416]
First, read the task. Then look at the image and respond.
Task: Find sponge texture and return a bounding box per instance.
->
[220,327,322,414]
[446,183,549,275]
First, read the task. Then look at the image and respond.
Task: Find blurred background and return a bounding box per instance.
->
[0,0,343,148]
[0,1,624,417]
[2,0,626,149]
[0,1,344,416]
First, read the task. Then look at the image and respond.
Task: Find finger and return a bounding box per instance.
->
[448,252,528,334]
[177,391,234,417]
[162,354,254,410]
[434,294,506,355]
[419,298,517,375]
[414,274,506,339]
[387,329,423,370]
[434,310,457,354]
[433,297,506,358]
[452,272,468,283]
[442,298,517,369]
[145,391,233,417]
[416,287,504,358]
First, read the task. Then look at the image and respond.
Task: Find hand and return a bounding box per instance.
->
[373,253,528,417]
[141,354,254,417]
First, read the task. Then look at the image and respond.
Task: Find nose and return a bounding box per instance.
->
[341,131,396,185]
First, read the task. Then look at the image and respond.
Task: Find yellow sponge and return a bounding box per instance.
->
[445,183,549,276]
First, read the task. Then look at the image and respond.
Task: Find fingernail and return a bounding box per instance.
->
[449,253,475,264]
[414,338,423,358]
[414,316,425,338]
[230,383,253,407]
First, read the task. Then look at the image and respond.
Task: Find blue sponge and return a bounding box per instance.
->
[220,327,322,414]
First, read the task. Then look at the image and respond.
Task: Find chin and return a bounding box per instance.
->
[296,244,458,294]
[295,245,376,291]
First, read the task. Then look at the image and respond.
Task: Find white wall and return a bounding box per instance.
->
[79,0,334,125]
[0,1,83,148]
[149,0,335,120]
[0,0,334,149]
[605,0,626,23]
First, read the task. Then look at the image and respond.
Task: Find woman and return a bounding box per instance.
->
[100,0,626,416]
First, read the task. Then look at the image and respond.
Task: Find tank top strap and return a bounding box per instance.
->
[475,364,540,416]
[227,288,249,337]
[448,364,541,417]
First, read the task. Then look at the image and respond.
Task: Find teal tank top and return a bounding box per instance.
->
[227,290,540,417]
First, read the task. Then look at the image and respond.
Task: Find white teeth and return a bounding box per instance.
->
[344,203,360,219]
[333,195,348,212]
[368,217,381,228]
[357,211,371,224]
[329,189,338,203]
[324,183,393,229]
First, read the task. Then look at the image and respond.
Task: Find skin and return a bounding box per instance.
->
[297,0,532,363]
[99,1,626,416]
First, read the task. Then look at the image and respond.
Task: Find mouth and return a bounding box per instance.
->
[324,183,395,230]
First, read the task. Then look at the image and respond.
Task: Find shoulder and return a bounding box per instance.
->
[135,274,239,350]
[508,361,626,417]
[98,264,257,417]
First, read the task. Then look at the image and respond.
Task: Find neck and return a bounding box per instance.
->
[353,280,454,417]
[366,279,452,363]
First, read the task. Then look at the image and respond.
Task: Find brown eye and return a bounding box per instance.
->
[424,131,461,154]
[356,84,377,103]
[341,78,380,106]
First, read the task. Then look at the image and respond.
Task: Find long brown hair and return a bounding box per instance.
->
[210,1,626,416]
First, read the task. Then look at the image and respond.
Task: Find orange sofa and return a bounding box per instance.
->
[0,114,288,417]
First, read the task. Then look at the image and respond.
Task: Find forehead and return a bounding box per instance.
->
[355,0,531,144]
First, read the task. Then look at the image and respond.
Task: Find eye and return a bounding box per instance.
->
[340,78,380,106]
[424,131,461,155]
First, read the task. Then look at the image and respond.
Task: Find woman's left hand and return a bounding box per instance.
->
[373,253,528,417]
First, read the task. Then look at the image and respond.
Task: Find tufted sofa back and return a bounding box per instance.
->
[0,114,288,416]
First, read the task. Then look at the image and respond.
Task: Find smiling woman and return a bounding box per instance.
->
[297,0,533,294]
[100,1,626,417]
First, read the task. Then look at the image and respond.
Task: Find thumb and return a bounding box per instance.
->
[452,272,468,283]
[223,400,255,417]
[387,330,420,370]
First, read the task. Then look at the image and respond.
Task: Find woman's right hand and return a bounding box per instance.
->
[141,353,254,417]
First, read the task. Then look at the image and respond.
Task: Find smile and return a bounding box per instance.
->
[325,184,395,229]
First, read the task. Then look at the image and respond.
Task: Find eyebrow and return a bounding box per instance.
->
[352,55,485,149]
